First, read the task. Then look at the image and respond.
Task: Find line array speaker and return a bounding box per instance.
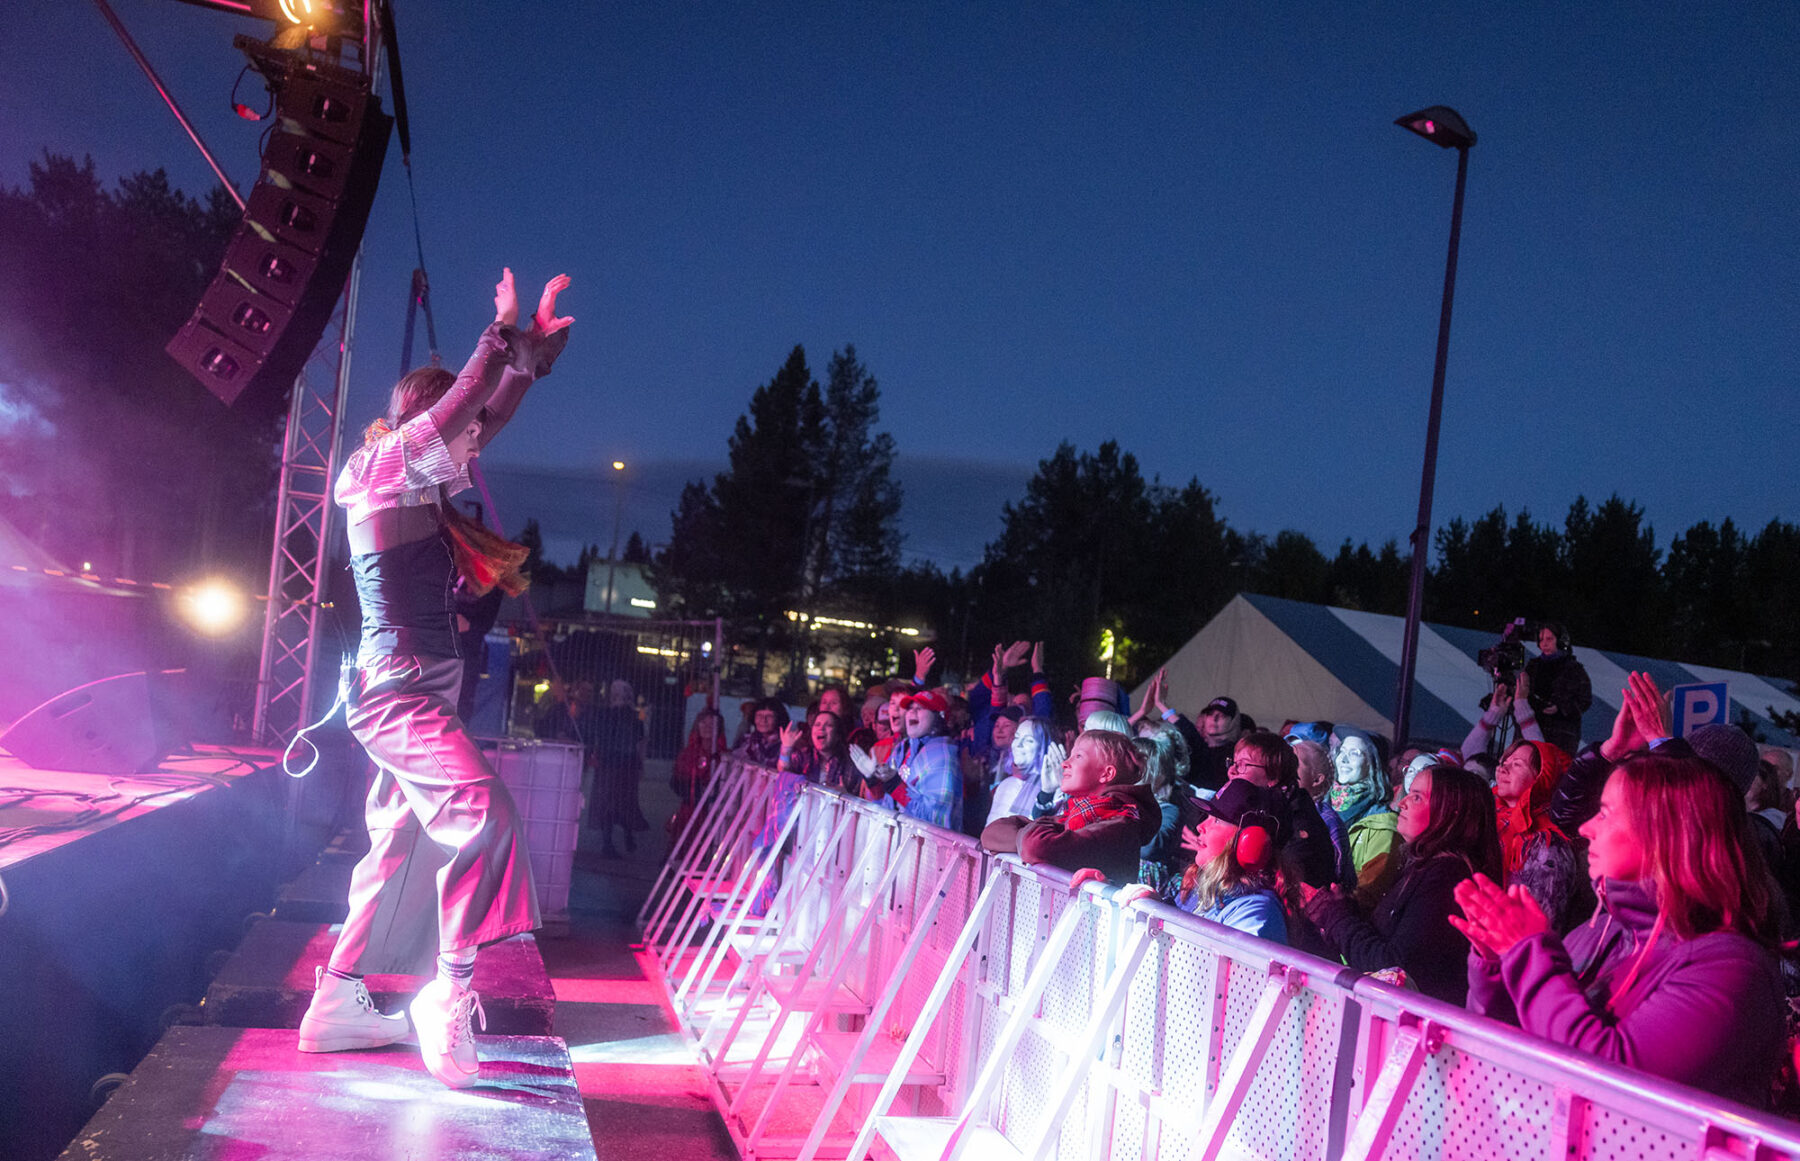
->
[166,40,392,411]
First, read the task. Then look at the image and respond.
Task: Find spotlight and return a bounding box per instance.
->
[179,579,250,637]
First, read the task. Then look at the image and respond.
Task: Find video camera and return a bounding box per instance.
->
[1477,618,1530,684]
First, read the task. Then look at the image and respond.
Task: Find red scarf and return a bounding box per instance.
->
[1062,790,1141,831]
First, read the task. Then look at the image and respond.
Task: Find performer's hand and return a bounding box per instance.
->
[534,273,574,334]
[494,267,519,327]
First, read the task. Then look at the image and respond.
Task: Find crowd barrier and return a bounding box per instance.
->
[638,758,1800,1161]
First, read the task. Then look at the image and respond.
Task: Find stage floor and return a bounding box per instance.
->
[0,743,281,871]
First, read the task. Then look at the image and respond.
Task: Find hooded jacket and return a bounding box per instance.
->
[1497,741,1583,929]
[983,780,1161,885]
[1467,877,1784,1108]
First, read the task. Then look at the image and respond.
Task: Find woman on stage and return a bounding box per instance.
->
[297,268,572,1088]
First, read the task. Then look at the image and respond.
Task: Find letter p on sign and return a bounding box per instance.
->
[1672,682,1729,738]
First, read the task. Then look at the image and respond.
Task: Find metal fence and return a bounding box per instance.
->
[499,614,721,757]
[640,760,1800,1161]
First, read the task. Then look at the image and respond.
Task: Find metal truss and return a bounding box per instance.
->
[252,255,361,745]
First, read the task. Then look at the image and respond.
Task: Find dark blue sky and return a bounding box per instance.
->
[5,1,1796,570]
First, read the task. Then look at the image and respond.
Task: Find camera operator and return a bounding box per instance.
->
[1524,621,1591,755]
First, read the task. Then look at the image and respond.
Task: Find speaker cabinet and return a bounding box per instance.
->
[166,43,391,410]
[0,671,191,777]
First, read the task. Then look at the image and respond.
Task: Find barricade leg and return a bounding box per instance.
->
[636,755,741,928]
[833,864,1004,1161]
[643,761,758,952]
[749,838,971,1155]
[1194,962,1303,1161]
[694,804,863,1046]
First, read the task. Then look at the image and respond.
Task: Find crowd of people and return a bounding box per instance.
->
[674,638,1800,1113]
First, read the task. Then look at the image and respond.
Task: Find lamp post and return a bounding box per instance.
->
[1392,105,1475,747]
[605,460,625,615]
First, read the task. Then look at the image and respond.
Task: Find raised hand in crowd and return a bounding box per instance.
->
[533,273,574,334]
[1038,739,1067,794]
[913,646,937,685]
[777,722,805,758]
[1598,671,1670,761]
[1450,872,1551,960]
[1513,668,1530,704]
[1031,640,1044,674]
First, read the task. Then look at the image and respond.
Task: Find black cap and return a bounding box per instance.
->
[1204,696,1239,718]
[1196,779,1291,847]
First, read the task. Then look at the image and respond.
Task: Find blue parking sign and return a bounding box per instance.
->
[1671,682,1729,738]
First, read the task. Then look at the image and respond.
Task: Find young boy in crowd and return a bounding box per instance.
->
[980,729,1160,885]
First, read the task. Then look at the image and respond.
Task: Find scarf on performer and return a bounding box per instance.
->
[1496,740,1571,879]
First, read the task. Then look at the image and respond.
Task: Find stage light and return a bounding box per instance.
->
[179,579,249,636]
[278,0,312,24]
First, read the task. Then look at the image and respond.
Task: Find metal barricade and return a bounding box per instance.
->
[644,789,1800,1161]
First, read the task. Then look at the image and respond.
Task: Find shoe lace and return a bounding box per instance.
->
[354,979,377,1012]
[448,989,487,1049]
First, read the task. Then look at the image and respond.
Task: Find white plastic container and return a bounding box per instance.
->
[485,739,583,921]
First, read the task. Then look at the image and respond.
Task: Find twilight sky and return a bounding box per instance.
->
[4,1,1796,570]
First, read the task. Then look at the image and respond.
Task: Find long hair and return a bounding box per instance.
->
[1496,739,1569,877]
[1008,716,1058,782]
[368,365,455,441]
[683,709,727,756]
[1611,753,1776,944]
[1136,722,1191,803]
[1236,730,1299,788]
[807,708,850,761]
[1180,840,1283,916]
[1408,764,1502,881]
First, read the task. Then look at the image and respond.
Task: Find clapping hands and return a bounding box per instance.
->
[1450,873,1550,960]
[1600,671,1672,760]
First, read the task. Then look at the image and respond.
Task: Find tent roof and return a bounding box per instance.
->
[1136,592,1798,750]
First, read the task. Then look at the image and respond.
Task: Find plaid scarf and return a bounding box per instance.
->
[1061,791,1141,831]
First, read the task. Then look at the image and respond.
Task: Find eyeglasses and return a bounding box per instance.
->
[1228,757,1268,773]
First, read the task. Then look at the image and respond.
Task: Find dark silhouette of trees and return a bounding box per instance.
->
[0,153,275,581]
[652,344,905,687]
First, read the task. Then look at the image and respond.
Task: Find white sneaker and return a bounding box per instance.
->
[409,977,486,1088]
[298,966,411,1052]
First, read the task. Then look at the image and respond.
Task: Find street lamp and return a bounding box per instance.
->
[605,460,625,615]
[1392,105,1475,747]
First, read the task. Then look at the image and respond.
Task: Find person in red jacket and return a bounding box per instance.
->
[981,729,1160,886]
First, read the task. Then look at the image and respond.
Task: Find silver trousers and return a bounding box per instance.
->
[328,654,540,976]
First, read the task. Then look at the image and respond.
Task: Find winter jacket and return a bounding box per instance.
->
[889,734,963,831]
[1317,801,1356,888]
[1347,808,1403,904]
[1280,783,1339,889]
[968,671,1054,763]
[982,780,1160,886]
[1176,886,1288,945]
[1467,877,1784,1108]
[1526,651,1593,755]
[1307,851,1478,1005]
